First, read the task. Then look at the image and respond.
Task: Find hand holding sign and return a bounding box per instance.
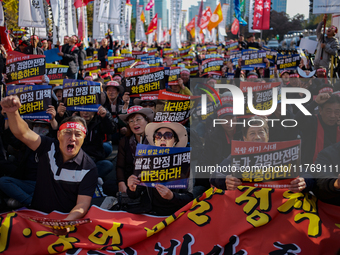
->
[1,95,21,113]
[57,103,67,118]
[122,92,130,106]
[155,184,174,200]
[225,175,242,190]
[128,175,140,192]
[288,177,306,193]
[46,105,56,120]
[178,78,185,90]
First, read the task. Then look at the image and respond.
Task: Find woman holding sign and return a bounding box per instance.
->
[126,122,193,216]
[113,106,155,195]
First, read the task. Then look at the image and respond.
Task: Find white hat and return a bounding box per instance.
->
[145,122,188,147]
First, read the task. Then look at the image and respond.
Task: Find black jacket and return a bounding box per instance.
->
[314,142,340,206]
[61,44,79,74]
[98,34,113,68]
[296,100,339,164]
[126,181,193,216]
[23,45,44,55]
[82,113,116,161]
[86,47,95,57]
[78,49,86,70]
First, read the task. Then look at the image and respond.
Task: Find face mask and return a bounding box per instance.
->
[33,126,49,136]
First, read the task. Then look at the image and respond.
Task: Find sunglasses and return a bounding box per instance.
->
[154,132,174,140]
[141,102,156,107]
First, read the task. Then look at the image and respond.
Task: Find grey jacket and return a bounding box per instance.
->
[314,21,339,70]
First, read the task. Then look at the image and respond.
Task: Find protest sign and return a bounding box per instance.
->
[154,90,193,124]
[241,49,266,69]
[6,85,52,119]
[124,67,166,95]
[167,67,181,85]
[186,65,198,76]
[299,38,318,54]
[265,49,278,64]
[44,48,62,63]
[276,54,300,70]
[201,58,224,73]
[46,64,68,84]
[112,57,135,74]
[62,79,101,111]
[134,144,190,189]
[225,41,239,52]
[240,81,281,117]
[179,45,192,56]
[231,140,301,188]
[5,51,46,84]
[83,60,100,71]
[141,56,163,67]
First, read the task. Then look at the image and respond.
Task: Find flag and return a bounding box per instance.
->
[18,0,46,28]
[207,3,223,32]
[231,18,239,35]
[253,0,271,30]
[145,0,154,11]
[197,0,203,27]
[186,17,195,32]
[74,0,92,8]
[190,27,195,38]
[199,7,212,30]
[141,11,145,23]
[146,13,158,35]
[0,26,13,51]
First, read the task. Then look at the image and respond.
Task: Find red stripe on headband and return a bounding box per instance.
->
[59,122,87,135]
[289,74,299,78]
[317,69,326,73]
[217,107,233,117]
[247,75,258,79]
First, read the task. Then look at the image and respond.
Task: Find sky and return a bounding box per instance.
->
[169,0,310,22]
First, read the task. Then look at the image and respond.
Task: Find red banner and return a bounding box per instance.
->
[199,7,212,30]
[253,0,271,30]
[146,13,158,35]
[231,18,239,35]
[1,188,340,254]
[186,17,195,32]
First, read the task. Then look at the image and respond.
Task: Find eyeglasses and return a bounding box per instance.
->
[154,132,174,140]
[141,102,156,107]
[128,117,144,125]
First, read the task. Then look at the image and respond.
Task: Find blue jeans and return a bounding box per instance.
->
[0,177,36,205]
[96,160,114,179]
[103,142,113,158]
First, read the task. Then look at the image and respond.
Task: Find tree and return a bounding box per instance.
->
[3,0,19,31]
[87,2,93,38]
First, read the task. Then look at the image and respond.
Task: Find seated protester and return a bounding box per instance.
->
[1,96,97,227]
[133,96,157,112]
[197,104,243,197]
[210,116,307,192]
[170,78,192,96]
[112,106,154,195]
[296,93,340,165]
[127,122,193,215]
[24,36,44,55]
[0,112,57,209]
[78,106,116,179]
[179,68,191,89]
[53,86,72,124]
[313,142,340,206]
[14,40,29,53]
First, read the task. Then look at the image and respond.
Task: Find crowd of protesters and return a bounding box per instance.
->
[0,15,339,228]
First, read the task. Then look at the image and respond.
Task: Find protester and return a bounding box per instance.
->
[115,106,154,194]
[58,35,79,79]
[210,116,307,192]
[0,95,98,226]
[24,35,44,55]
[314,14,339,73]
[86,42,95,57]
[98,29,113,68]
[127,122,193,215]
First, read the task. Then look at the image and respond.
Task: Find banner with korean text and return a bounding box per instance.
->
[62,79,101,111]
[134,144,190,189]
[5,51,46,84]
[124,67,166,95]
[6,85,52,119]
[0,188,339,254]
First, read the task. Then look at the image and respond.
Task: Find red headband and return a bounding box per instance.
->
[317,68,326,73]
[289,74,299,78]
[247,75,258,79]
[59,122,87,135]
[181,70,190,75]
[217,107,233,117]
